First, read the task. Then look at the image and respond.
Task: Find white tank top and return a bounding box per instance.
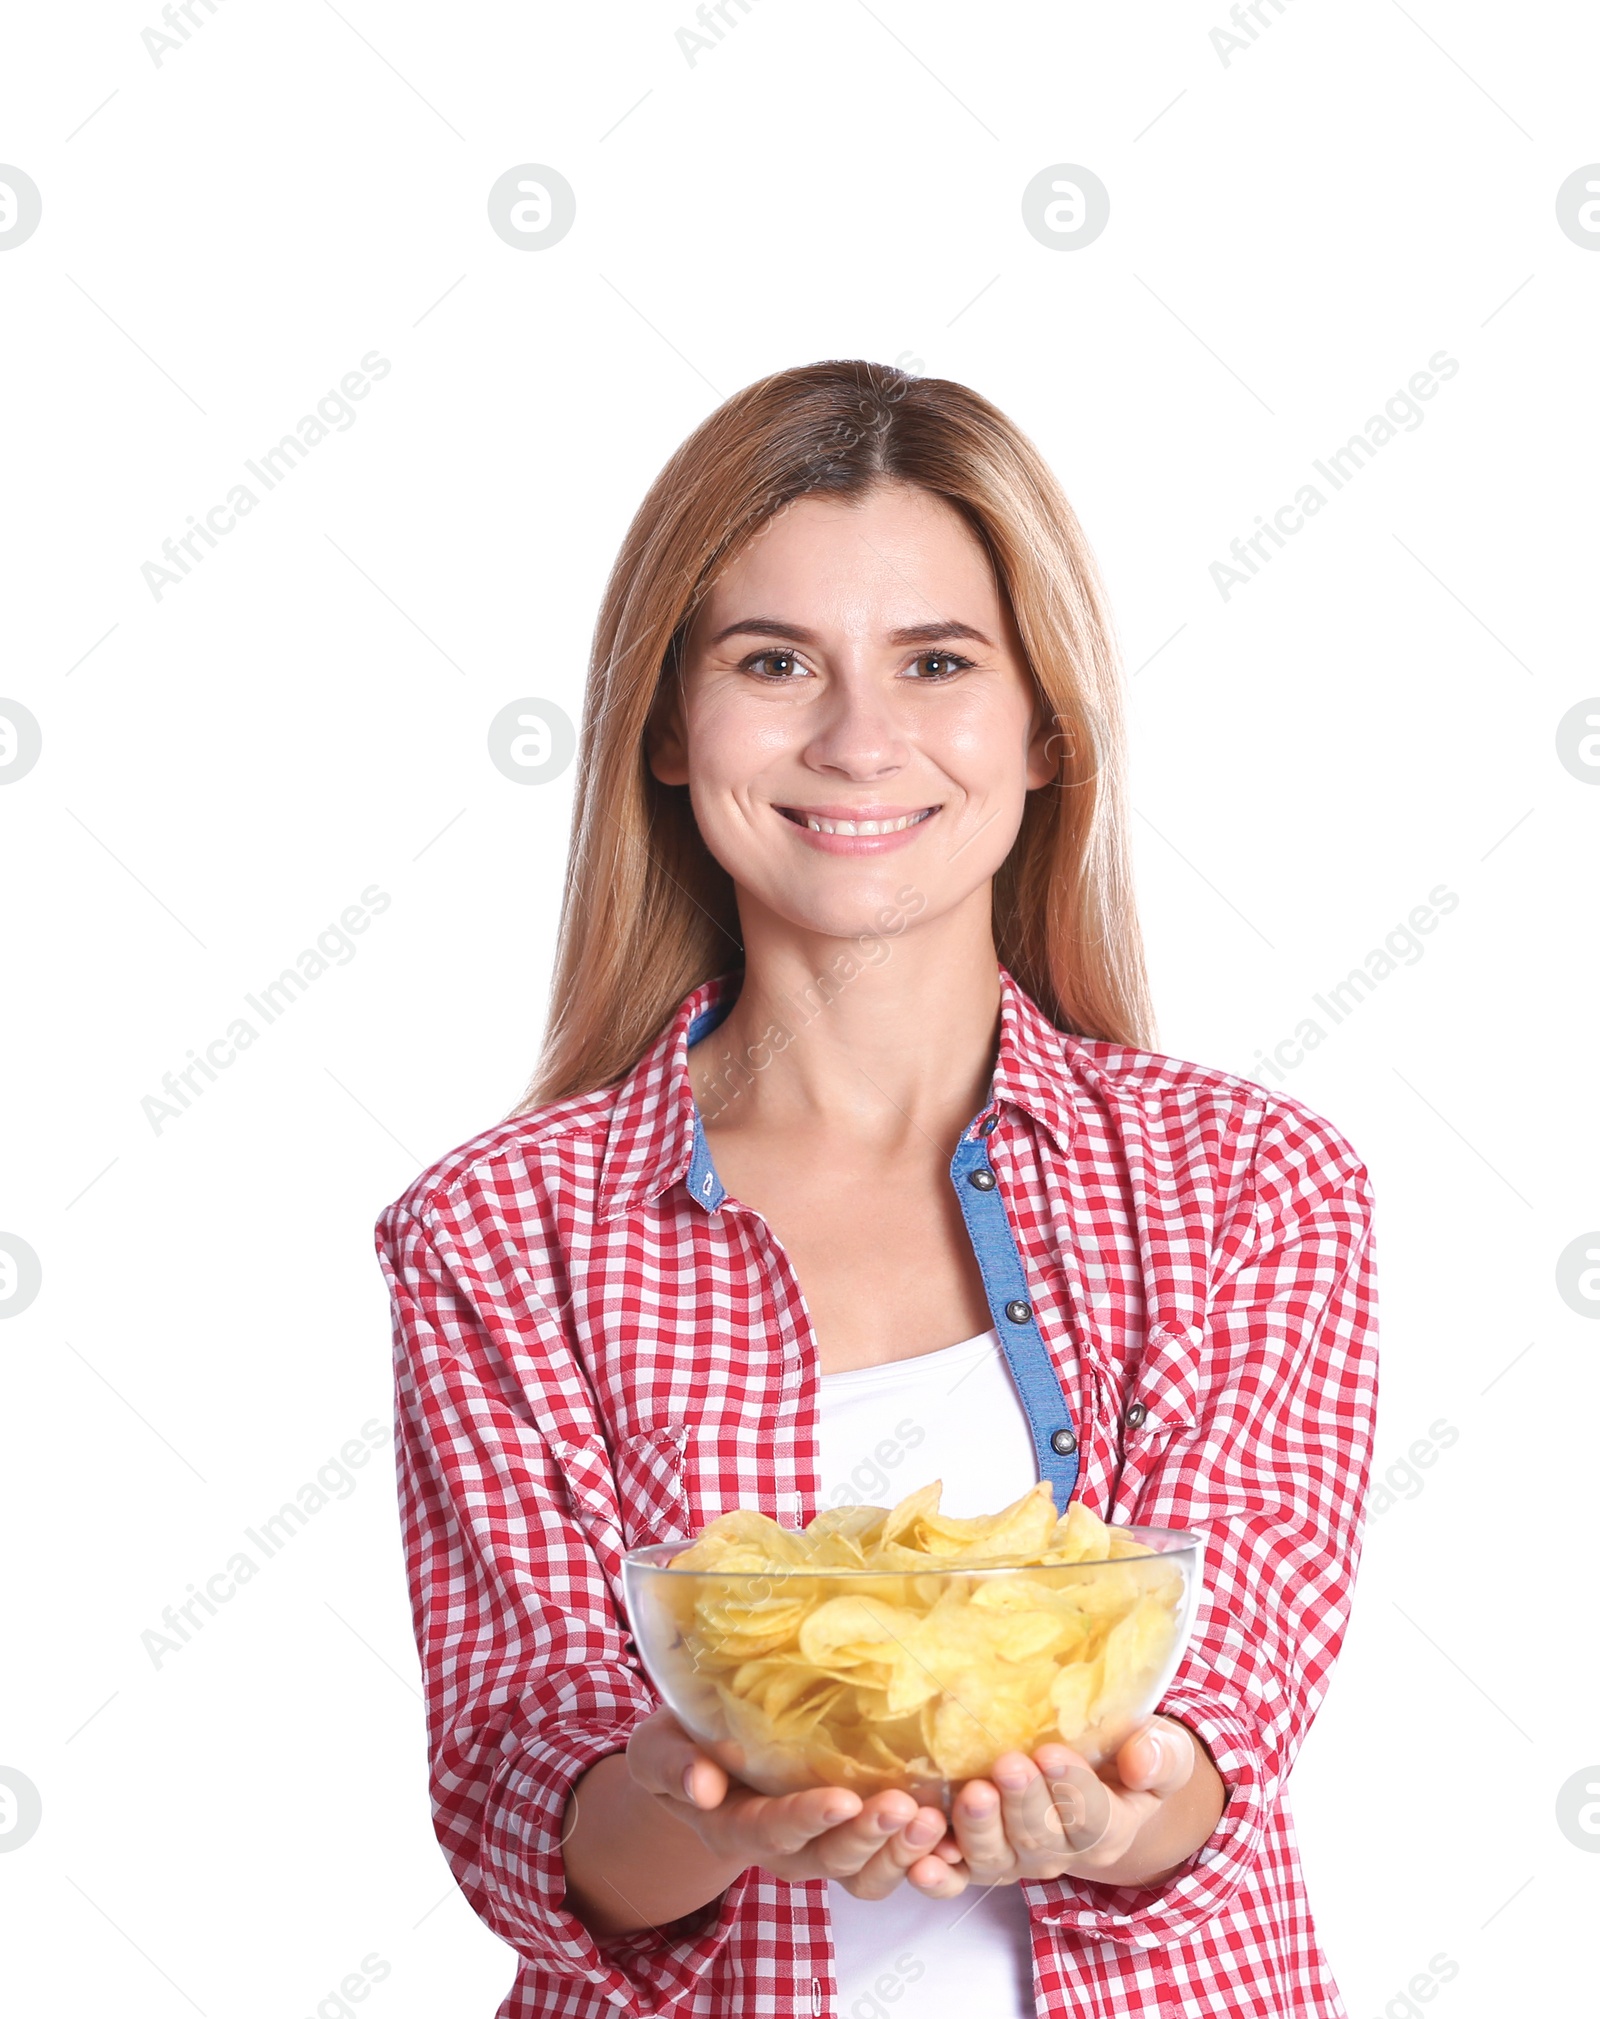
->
[818,1328,1040,2019]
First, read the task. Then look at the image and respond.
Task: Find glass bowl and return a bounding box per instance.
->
[623,1526,1202,1809]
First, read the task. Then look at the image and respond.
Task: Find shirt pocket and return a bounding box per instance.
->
[1110,1320,1206,1516]
[547,1425,691,1562]
[611,1423,692,1548]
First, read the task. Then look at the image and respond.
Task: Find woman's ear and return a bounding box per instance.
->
[1026,703,1063,791]
[646,679,690,786]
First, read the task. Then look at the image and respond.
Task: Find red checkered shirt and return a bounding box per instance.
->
[375,968,1378,2019]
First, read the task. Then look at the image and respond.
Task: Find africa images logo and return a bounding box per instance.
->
[1210,350,1460,600]
[140,351,392,601]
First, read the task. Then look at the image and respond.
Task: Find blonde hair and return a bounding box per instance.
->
[519,358,1151,1109]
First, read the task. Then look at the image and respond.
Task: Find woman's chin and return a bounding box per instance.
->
[727,868,929,940]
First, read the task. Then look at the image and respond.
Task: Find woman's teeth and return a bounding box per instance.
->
[790,809,933,836]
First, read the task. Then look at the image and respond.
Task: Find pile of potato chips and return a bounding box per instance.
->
[646,1478,1192,1795]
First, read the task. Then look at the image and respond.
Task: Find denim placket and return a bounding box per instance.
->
[685,1108,726,1209]
[950,1110,1081,1513]
[685,1000,733,1208]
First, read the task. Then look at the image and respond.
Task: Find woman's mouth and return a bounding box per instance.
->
[772,804,940,854]
[775,805,937,837]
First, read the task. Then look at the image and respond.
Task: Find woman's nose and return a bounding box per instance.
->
[801,677,908,780]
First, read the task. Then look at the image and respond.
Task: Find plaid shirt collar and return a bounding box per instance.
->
[596,965,1085,1221]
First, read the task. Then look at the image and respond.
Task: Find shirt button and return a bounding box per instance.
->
[968,1168,997,1191]
[1004,1299,1032,1324]
[1124,1401,1148,1429]
[979,1115,999,1135]
[1050,1428,1077,1456]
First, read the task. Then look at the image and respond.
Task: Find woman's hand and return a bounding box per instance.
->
[625,1706,952,1897]
[902,1715,1209,1897]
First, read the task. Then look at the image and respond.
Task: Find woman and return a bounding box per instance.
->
[376,360,1378,2019]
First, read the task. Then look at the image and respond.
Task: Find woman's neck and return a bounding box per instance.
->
[692,888,1003,1144]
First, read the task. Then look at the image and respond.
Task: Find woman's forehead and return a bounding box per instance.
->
[691,484,1001,638]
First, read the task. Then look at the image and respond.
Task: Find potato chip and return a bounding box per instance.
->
[671,1507,818,1571]
[1047,1562,1142,1626]
[855,1727,919,1774]
[1091,1593,1179,1723]
[1048,1654,1103,1735]
[797,1594,922,1666]
[696,1592,810,1636]
[907,1479,1059,1562]
[730,1657,839,1724]
[1041,1498,1114,1564]
[876,1479,943,1546]
[969,1584,1094,1667]
[923,1672,1044,1780]
[802,1504,889,1554]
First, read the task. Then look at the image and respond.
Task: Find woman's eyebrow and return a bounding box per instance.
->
[707,617,995,647]
[886,620,994,647]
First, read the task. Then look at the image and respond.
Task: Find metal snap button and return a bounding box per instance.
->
[1004,1299,1031,1324]
[979,1115,999,1135]
[1124,1401,1148,1429]
[968,1168,997,1191]
[1050,1428,1077,1456]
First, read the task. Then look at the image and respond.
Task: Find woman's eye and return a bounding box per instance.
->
[907,651,971,679]
[745,650,808,679]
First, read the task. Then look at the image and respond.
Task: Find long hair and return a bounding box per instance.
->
[518,359,1152,1109]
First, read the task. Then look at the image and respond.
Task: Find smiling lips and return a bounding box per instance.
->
[774,803,939,852]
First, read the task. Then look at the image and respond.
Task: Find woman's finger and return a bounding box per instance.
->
[625,1707,720,1805]
[947,1775,1012,1877]
[1035,1745,1114,1854]
[791,1794,918,1879]
[992,1752,1069,1860]
[906,1844,968,1897]
[1114,1717,1196,1797]
[839,1804,948,1899]
[677,1753,731,1810]
[657,1780,864,1861]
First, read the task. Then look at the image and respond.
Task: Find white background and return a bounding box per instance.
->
[2,2,1597,2014]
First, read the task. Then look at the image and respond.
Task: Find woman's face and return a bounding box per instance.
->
[652,481,1054,943]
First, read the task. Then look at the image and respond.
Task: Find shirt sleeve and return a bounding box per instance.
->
[375,1195,751,2014]
[1023,1100,1379,1949]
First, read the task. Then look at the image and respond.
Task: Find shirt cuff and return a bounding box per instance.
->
[1020,1688,1268,1949]
[473,1716,749,2015]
